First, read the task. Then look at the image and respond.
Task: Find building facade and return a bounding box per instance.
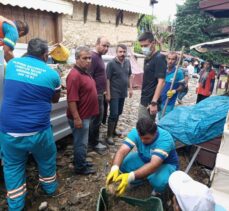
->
[0,0,152,46]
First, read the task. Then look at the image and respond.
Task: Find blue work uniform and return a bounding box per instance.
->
[0,55,61,211]
[121,127,179,193]
[159,67,184,118]
[1,22,19,49]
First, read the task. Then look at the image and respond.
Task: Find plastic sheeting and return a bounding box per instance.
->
[159,96,229,145]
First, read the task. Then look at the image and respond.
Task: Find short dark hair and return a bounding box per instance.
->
[27,38,48,57]
[206,60,213,68]
[116,44,127,51]
[167,51,178,60]
[136,117,157,136]
[138,32,154,42]
[15,20,29,36]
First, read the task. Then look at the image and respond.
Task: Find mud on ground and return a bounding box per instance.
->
[0,85,210,211]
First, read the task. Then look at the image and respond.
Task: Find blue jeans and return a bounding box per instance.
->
[120,152,176,193]
[68,118,90,170]
[1,127,57,211]
[108,98,125,122]
[178,89,188,100]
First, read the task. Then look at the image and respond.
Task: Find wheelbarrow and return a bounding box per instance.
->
[96,187,163,211]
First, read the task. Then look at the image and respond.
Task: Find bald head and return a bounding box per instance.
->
[95,36,110,55]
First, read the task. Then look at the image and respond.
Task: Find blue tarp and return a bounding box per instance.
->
[159,96,229,145]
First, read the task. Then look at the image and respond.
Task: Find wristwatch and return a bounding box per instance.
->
[150,101,158,106]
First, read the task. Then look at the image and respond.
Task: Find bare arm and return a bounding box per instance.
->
[106,79,111,102]
[152,78,165,102]
[134,156,163,179]
[52,91,60,103]
[3,45,14,62]
[184,76,189,85]
[149,78,165,115]
[112,144,131,167]
[68,101,82,128]
[128,75,133,98]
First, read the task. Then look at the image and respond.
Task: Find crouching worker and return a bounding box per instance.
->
[0,38,61,211]
[106,117,179,196]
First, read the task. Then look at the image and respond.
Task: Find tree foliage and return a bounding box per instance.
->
[136,15,171,52]
[138,15,154,33]
[174,0,229,64]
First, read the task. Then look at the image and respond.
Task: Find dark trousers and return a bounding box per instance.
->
[196,94,209,103]
[89,94,104,147]
[177,88,188,100]
[108,98,125,123]
[102,94,108,124]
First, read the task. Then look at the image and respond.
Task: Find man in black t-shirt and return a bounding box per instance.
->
[138,32,167,121]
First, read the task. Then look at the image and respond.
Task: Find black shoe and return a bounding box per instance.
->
[86,161,94,167]
[75,167,96,175]
[113,130,122,137]
[106,136,114,145]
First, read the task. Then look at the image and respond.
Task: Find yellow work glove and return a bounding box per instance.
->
[106,165,120,186]
[115,172,135,196]
[167,90,176,99]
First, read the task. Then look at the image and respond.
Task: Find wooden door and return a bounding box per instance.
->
[0,4,58,43]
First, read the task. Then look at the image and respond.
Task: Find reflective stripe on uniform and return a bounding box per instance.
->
[3,37,15,47]
[7,183,26,199]
[39,173,56,183]
[124,137,136,146]
[153,149,168,157]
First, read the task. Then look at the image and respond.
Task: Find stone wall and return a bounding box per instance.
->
[62,2,139,46]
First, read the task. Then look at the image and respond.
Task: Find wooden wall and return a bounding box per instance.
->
[0,4,59,44]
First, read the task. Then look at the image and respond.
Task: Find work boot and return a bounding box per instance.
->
[113,120,122,137]
[75,166,96,175]
[94,142,107,151]
[106,121,115,145]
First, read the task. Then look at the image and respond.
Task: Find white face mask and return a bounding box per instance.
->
[142,46,151,56]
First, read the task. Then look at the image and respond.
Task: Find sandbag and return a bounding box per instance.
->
[158,96,229,145]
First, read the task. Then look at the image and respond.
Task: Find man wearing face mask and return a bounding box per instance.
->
[0,38,61,211]
[138,32,167,121]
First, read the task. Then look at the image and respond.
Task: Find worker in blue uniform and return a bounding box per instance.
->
[0,38,61,211]
[106,117,179,196]
[0,15,29,62]
[159,52,184,118]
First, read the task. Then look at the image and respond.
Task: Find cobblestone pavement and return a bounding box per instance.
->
[0,78,205,211]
